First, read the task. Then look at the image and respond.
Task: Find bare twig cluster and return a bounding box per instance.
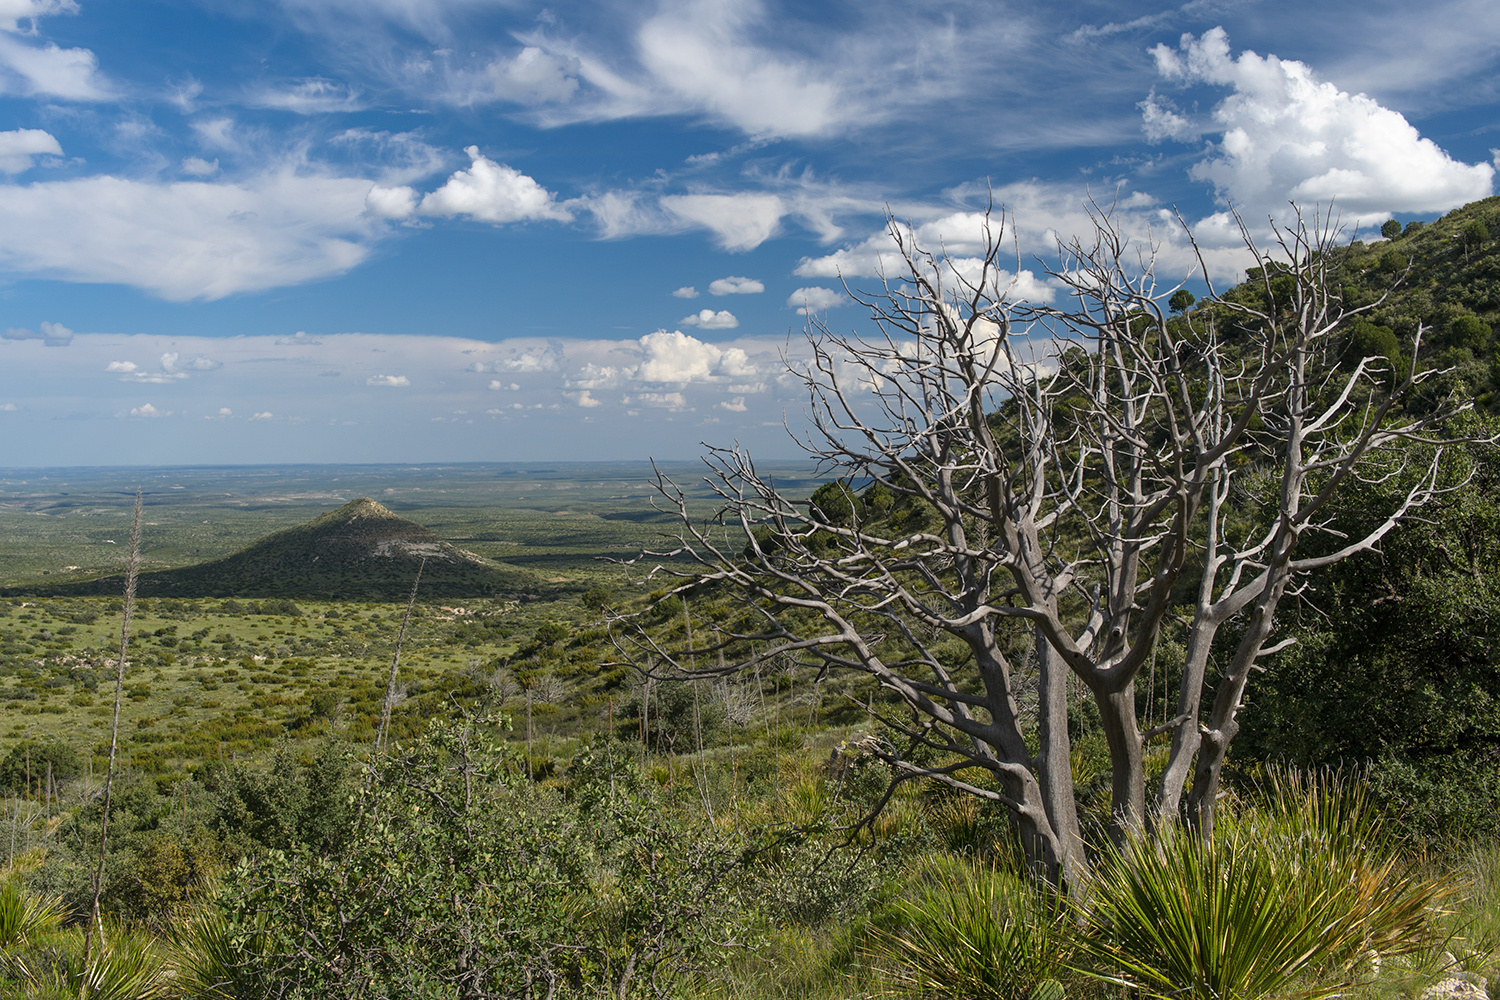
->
[612,203,1465,885]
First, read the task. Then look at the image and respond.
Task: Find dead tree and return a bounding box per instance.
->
[615,204,1462,886]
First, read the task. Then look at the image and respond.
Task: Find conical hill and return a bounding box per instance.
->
[19,498,533,600]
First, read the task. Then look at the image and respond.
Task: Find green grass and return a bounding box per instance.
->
[0,464,1492,1000]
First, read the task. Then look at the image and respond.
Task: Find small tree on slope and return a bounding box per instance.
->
[615,204,1464,886]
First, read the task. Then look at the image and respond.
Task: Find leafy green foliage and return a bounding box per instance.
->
[213,721,746,999]
[0,740,82,795]
[1238,427,1500,841]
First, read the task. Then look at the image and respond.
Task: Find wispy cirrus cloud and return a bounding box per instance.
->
[247,77,363,114]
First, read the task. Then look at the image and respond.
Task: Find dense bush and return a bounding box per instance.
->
[211,722,747,1000]
[1237,426,1500,842]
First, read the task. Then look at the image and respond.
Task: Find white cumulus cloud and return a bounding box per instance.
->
[794,202,1082,299]
[708,275,763,295]
[671,285,699,298]
[636,329,758,383]
[413,146,572,224]
[129,403,163,418]
[365,183,419,219]
[637,330,722,382]
[0,128,60,174]
[490,344,562,373]
[679,308,738,330]
[0,30,110,101]
[629,391,687,410]
[161,351,221,373]
[4,321,71,345]
[787,286,846,315]
[366,374,410,386]
[1151,28,1494,225]
[1138,90,1194,143]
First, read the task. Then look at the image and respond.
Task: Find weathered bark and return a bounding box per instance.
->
[1094,682,1146,838]
[1035,638,1087,885]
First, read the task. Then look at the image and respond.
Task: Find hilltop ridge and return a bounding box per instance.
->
[7,497,536,600]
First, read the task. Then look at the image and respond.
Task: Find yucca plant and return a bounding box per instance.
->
[171,904,269,1000]
[1079,770,1448,1000]
[868,854,1072,1000]
[22,924,170,1000]
[1076,823,1345,1000]
[0,878,65,985]
[1232,768,1449,969]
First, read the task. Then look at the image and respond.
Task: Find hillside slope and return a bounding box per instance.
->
[8,498,536,599]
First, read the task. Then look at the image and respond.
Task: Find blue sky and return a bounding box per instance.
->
[1,0,1497,465]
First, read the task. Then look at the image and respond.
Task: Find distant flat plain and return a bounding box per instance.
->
[0,461,827,587]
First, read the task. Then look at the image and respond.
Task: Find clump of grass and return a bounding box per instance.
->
[867,854,1073,1000]
[1445,839,1500,975]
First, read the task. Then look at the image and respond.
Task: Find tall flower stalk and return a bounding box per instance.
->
[376,558,424,754]
[81,487,143,982]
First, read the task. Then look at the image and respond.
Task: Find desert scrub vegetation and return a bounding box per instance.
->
[3,199,1500,997]
[2,740,1492,1000]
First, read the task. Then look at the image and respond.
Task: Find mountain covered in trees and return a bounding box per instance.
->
[8,497,534,600]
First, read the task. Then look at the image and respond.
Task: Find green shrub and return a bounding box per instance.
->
[0,740,82,794]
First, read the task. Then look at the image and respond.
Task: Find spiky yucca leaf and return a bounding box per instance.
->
[1234,768,1450,967]
[0,878,66,986]
[1080,771,1449,1000]
[0,878,64,950]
